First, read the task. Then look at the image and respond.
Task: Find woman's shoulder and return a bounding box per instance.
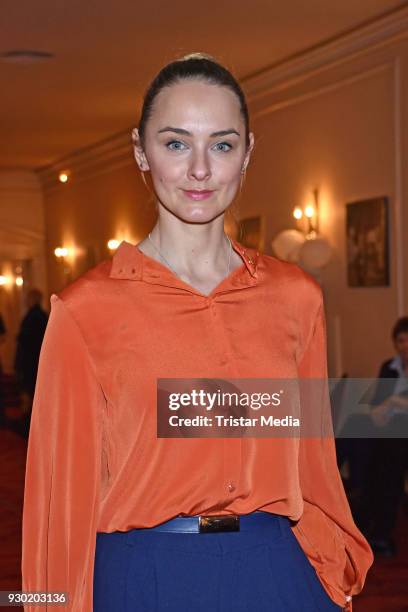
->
[50,257,113,317]
[258,251,322,303]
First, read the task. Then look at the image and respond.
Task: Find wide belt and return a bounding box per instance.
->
[137,510,286,534]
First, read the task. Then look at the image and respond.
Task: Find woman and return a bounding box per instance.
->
[22,53,373,611]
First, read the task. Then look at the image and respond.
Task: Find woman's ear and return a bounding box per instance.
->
[131,128,150,171]
[242,132,255,172]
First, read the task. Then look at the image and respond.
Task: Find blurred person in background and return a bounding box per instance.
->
[337,316,408,557]
[14,288,48,438]
[0,313,6,426]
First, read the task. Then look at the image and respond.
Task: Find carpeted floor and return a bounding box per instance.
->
[353,500,408,611]
[0,408,407,611]
[0,428,25,612]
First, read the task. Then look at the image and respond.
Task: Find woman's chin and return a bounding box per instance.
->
[170,204,226,224]
[183,212,225,225]
[156,195,228,223]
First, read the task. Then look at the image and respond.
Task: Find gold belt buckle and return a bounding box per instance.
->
[199,514,240,533]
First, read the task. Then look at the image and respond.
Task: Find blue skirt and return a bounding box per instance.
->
[93,512,344,611]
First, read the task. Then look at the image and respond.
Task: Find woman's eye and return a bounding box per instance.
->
[166,140,187,151]
[214,142,232,152]
[165,140,232,152]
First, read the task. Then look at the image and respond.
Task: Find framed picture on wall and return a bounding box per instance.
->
[346,196,389,287]
[238,215,265,251]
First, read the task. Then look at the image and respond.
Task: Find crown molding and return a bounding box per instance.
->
[244,4,408,102]
[251,61,393,119]
[0,170,43,193]
[36,5,408,190]
[0,222,45,241]
[37,129,133,191]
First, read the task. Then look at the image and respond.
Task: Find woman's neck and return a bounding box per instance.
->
[145,220,232,277]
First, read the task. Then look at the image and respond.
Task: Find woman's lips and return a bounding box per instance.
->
[183,190,214,201]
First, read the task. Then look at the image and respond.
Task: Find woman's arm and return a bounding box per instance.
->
[21,294,105,611]
[292,286,374,611]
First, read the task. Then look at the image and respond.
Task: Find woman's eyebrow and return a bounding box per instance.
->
[157,127,240,137]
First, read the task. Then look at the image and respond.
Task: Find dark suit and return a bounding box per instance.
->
[0,314,5,425]
[14,304,48,397]
[336,357,408,541]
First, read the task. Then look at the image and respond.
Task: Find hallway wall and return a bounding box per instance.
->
[0,171,47,372]
[246,50,406,377]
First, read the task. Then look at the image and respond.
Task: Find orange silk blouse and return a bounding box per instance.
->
[21,238,374,611]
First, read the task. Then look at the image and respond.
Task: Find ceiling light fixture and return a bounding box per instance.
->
[58,171,70,183]
[1,50,54,64]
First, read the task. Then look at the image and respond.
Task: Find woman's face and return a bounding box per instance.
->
[133,79,254,224]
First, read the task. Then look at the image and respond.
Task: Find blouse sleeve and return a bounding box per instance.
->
[21,294,105,611]
[292,288,374,611]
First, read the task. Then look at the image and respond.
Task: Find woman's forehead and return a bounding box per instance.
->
[149,80,242,126]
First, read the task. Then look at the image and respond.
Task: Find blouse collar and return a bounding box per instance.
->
[109,238,259,282]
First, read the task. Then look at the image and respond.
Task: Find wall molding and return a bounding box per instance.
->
[244,5,408,101]
[393,56,404,315]
[0,222,45,241]
[251,61,393,119]
[37,130,133,191]
[36,4,408,191]
[0,170,43,193]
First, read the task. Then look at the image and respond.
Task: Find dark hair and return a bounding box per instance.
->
[392,316,408,341]
[27,288,43,304]
[138,52,250,150]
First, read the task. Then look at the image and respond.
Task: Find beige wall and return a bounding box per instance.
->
[39,33,408,379]
[43,164,156,293]
[247,60,399,378]
[241,37,408,378]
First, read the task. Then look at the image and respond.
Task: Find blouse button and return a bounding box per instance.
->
[131,268,136,274]
[227,482,236,492]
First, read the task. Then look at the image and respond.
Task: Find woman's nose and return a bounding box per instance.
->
[187,152,211,181]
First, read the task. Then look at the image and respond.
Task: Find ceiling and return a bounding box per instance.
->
[1,0,406,170]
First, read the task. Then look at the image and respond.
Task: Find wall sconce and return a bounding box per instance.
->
[107,239,120,251]
[272,187,332,273]
[292,188,320,238]
[0,274,15,291]
[54,247,69,258]
[54,246,72,281]
[0,270,23,288]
